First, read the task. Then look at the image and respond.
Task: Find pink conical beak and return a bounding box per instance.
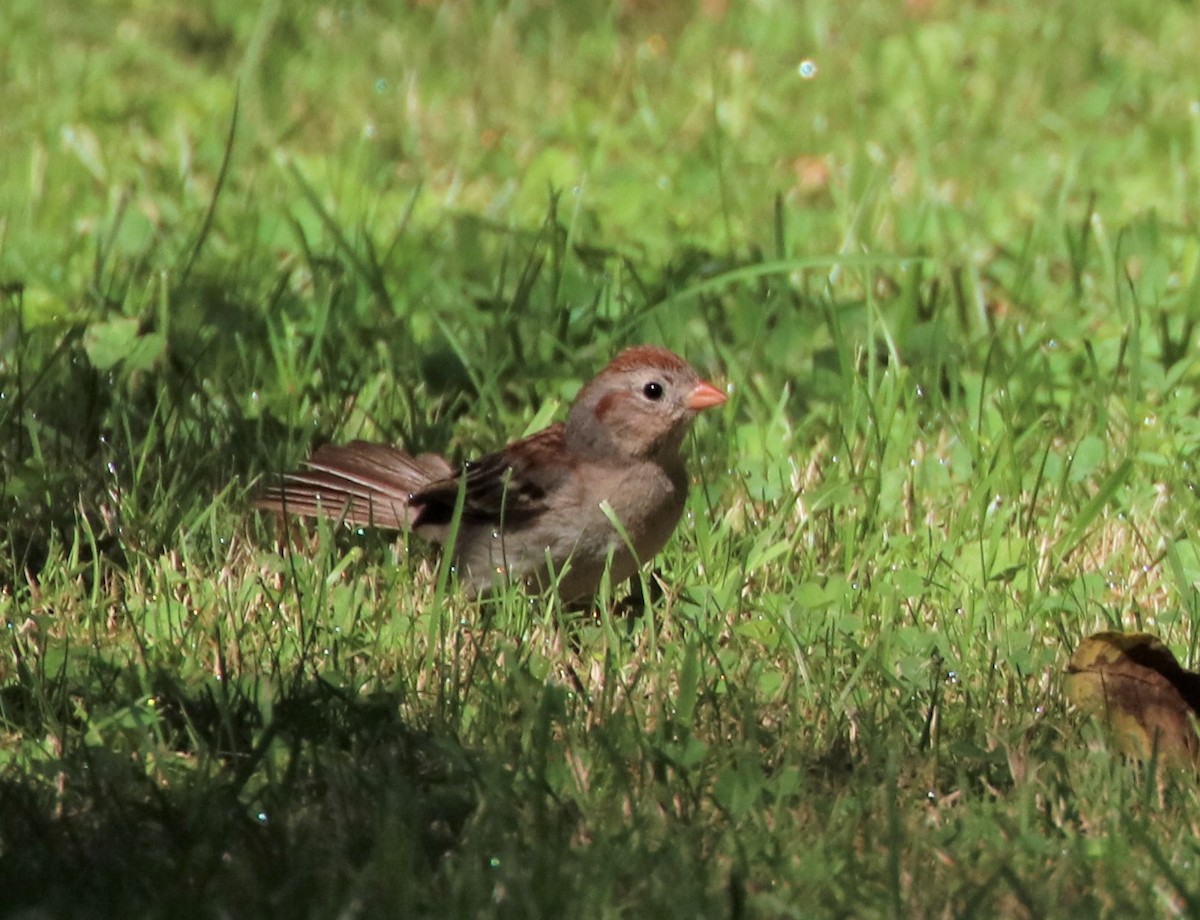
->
[686,380,728,410]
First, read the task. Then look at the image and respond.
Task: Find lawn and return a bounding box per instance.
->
[4,0,1200,916]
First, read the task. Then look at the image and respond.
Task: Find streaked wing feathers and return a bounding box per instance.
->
[410,425,571,528]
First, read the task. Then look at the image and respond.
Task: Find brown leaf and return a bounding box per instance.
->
[1065,631,1200,767]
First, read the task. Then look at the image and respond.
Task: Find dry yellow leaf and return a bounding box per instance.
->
[1064,631,1200,768]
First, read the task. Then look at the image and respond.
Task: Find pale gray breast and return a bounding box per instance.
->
[451,457,688,600]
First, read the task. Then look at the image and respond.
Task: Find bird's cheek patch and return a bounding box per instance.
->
[593,391,624,422]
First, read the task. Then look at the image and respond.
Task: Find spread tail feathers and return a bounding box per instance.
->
[256,441,455,530]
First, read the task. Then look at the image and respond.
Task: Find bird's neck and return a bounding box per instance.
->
[565,415,683,466]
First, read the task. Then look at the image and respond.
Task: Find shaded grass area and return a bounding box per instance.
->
[4,0,1200,916]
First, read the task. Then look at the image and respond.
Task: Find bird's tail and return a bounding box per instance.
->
[255,441,454,530]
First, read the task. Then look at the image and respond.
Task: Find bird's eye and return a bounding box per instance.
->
[642,381,665,401]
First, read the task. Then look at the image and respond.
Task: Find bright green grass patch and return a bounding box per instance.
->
[4,0,1200,916]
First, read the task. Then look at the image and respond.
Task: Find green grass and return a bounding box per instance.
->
[5,0,1200,915]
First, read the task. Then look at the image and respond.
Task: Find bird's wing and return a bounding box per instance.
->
[410,424,573,529]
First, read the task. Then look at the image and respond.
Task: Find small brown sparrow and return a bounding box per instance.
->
[256,346,727,601]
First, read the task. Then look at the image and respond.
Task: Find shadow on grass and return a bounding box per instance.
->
[0,675,482,918]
